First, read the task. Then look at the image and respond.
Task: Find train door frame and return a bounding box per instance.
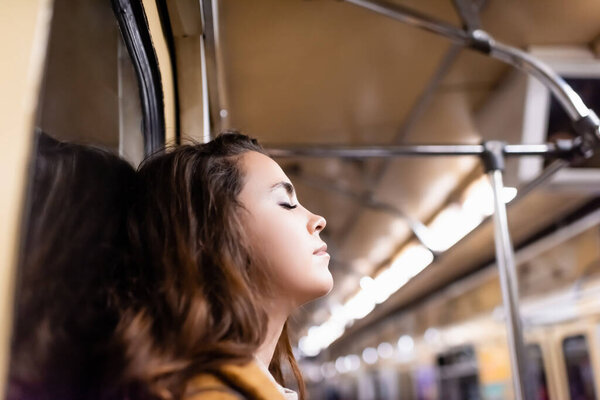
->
[112,0,178,151]
[413,340,439,400]
[471,326,511,400]
[525,329,560,400]
[388,362,416,400]
[549,317,600,399]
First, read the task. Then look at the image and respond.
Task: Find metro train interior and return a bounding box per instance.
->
[3,1,600,399]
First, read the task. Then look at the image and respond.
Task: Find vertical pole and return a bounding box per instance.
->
[199,33,211,143]
[489,168,527,400]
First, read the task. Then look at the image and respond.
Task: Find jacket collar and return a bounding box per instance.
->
[217,361,286,400]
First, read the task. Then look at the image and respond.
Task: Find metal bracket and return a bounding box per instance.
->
[481,141,505,172]
[468,29,493,54]
[572,110,600,159]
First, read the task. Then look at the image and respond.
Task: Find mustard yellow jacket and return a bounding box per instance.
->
[184,361,286,400]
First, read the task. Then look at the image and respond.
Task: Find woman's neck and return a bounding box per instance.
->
[255,306,288,368]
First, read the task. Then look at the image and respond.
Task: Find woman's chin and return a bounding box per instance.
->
[321,272,334,296]
[301,272,334,304]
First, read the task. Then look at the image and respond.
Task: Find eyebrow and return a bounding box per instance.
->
[270,181,296,197]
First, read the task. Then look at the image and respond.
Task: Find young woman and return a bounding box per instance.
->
[120,132,333,399]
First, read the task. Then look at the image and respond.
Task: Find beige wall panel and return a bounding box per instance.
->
[38,0,119,148]
[175,35,206,141]
[165,0,202,37]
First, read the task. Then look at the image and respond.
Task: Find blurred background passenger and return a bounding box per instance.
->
[7,132,136,400]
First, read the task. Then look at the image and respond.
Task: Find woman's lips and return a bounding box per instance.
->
[313,244,329,256]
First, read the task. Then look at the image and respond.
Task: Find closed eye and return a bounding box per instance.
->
[279,203,298,210]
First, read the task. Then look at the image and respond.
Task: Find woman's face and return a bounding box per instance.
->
[238,151,332,308]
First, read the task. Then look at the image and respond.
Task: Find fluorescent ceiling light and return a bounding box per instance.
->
[377,342,394,359]
[427,177,518,252]
[397,335,414,354]
[362,347,378,365]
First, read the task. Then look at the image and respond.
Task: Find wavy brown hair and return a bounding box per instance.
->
[120,132,305,399]
[9,132,135,400]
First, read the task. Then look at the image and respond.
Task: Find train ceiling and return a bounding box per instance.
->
[172,0,600,350]
[183,0,600,348]
[180,0,596,344]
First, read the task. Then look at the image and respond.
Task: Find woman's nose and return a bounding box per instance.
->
[309,213,326,234]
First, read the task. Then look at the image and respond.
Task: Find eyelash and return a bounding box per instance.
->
[279,203,297,210]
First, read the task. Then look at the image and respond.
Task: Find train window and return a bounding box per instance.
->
[35,0,145,165]
[525,344,550,400]
[437,346,480,400]
[545,77,600,170]
[562,335,597,400]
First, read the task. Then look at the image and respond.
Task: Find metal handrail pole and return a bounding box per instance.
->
[489,169,527,400]
[344,0,469,44]
[266,142,572,159]
[267,143,485,158]
[267,142,575,214]
[490,42,590,121]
